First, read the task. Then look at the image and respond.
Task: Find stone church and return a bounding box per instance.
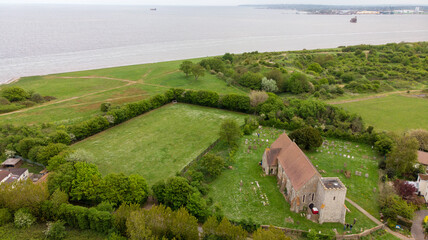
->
[262,133,347,224]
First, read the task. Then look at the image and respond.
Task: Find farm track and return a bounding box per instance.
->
[0,74,176,117]
[329,90,420,105]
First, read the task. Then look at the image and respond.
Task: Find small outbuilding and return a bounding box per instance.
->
[418,151,428,172]
[1,158,23,168]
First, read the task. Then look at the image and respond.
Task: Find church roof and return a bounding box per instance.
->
[267,133,319,191]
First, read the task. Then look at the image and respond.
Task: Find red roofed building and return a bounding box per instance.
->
[262,133,347,224]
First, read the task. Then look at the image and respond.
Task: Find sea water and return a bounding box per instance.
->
[0,4,427,83]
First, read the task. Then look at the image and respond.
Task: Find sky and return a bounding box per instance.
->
[1,0,428,6]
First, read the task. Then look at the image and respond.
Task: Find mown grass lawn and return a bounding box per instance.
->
[207,127,377,236]
[306,138,381,219]
[337,94,428,133]
[0,223,106,240]
[72,103,246,185]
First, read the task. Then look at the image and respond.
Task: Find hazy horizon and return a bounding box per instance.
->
[1,0,428,6]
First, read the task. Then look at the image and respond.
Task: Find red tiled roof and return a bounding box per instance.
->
[419,174,428,181]
[0,170,10,182]
[418,151,428,166]
[268,133,319,191]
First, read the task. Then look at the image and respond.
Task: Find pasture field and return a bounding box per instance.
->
[207,127,377,235]
[72,103,246,185]
[337,94,428,133]
[0,59,245,125]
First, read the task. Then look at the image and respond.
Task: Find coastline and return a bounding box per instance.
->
[1,78,20,86]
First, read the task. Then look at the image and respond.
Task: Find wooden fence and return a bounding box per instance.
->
[180,138,221,174]
[335,224,386,240]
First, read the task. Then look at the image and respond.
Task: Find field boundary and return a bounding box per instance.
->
[181,138,221,174]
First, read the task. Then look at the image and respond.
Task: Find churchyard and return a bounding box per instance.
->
[207,127,378,236]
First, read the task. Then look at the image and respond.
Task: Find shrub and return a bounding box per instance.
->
[100,102,111,112]
[44,221,67,240]
[14,208,36,229]
[1,86,29,102]
[0,208,12,226]
[30,93,45,103]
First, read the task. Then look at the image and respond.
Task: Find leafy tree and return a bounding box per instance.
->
[219,119,242,147]
[100,102,111,112]
[0,208,12,226]
[394,180,417,199]
[163,176,193,210]
[14,209,36,229]
[239,72,263,90]
[222,53,234,62]
[186,192,208,221]
[15,137,45,159]
[0,180,49,214]
[199,153,225,178]
[36,143,68,165]
[44,221,67,240]
[216,217,248,240]
[70,162,102,202]
[307,62,323,73]
[152,181,166,204]
[48,162,76,194]
[253,226,290,240]
[191,64,205,80]
[51,130,71,145]
[375,134,394,156]
[408,129,428,151]
[261,78,279,92]
[287,72,313,94]
[379,185,416,221]
[289,127,322,150]
[265,69,283,83]
[1,87,29,102]
[113,203,141,235]
[180,60,193,77]
[386,135,419,177]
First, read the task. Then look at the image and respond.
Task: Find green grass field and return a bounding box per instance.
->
[72,103,246,185]
[306,138,381,219]
[207,128,377,235]
[0,223,106,240]
[337,94,428,133]
[0,59,246,125]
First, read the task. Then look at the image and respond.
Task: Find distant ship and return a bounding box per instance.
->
[150,8,157,11]
[350,16,357,23]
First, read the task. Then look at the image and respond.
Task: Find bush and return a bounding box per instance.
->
[44,221,67,240]
[1,86,29,102]
[0,208,12,226]
[289,126,323,150]
[14,208,36,229]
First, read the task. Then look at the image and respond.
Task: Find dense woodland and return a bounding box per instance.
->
[1,42,428,239]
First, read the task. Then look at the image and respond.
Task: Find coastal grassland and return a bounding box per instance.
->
[0,84,165,125]
[0,223,106,240]
[0,58,245,125]
[4,76,128,100]
[306,138,380,219]
[207,128,377,235]
[337,94,428,132]
[72,103,246,185]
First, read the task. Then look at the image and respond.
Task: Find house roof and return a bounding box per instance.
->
[418,151,428,166]
[9,168,28,177]
[268,133,320,191]
[419,174,428,181]
[1,158,21,166]
[0,170,10,182]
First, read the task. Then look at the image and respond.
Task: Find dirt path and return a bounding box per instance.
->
[329,90,420,105]
[411,210,428,240]
[0,81,135,116]
[346,198,414,240]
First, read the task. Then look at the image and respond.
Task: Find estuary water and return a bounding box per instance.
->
[0,4,427,83]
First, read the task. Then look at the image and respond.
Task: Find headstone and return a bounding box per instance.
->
[365,173,369,178]
[373,187,377,193]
